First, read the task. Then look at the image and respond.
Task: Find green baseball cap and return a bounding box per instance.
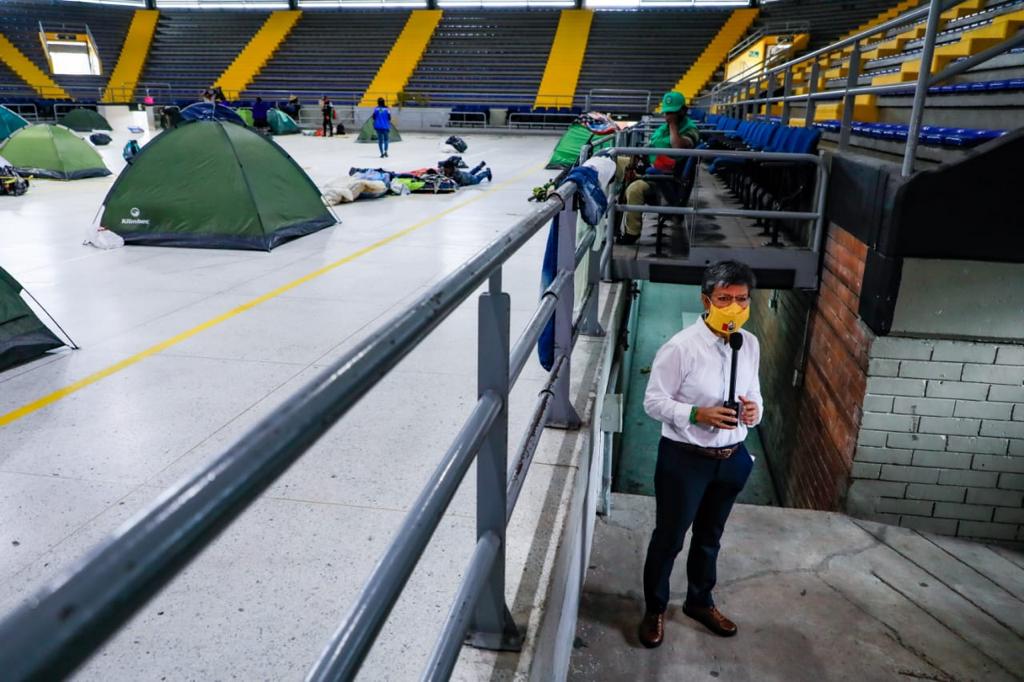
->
[660,91,687,113]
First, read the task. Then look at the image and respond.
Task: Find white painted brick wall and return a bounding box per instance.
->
[847,336,1024,544]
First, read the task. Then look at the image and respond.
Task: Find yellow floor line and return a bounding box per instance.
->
[0,163,544,428]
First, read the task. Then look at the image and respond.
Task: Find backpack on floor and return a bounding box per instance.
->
[122,139,141,165]
[335,123,346,135]
[0,167,28,196]
[90,132,112,146]
[445,135,468,153]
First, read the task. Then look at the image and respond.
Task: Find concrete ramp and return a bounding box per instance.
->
[571,494,1024,681]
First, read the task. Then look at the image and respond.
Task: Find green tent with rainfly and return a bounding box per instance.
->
[58,108,113,132]
[268,108,299,135]
[100,120,336,251]
[0,266,64,372]
[546,124,614,170]
[0,125,111,180]
[0,105,29,141]
[356,117,401,143]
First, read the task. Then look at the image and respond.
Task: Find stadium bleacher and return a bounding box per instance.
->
[140,11,268,96]
[403,11,559,108]
[573,8,732,112]
[0,0,1015,154]
[0,0,133,101]
[757,0,921,50]
[244,10,410,105]
[706,0,1022,157]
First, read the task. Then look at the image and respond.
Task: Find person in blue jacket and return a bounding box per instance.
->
[373,97,392,158]
[252,97,270,130]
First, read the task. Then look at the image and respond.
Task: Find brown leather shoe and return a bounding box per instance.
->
[682,603,738,637]
[637,611,664,648]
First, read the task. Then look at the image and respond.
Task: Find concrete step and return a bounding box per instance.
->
[570,494,1024,681]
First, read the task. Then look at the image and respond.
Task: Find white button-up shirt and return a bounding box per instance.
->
[643,318,764,448]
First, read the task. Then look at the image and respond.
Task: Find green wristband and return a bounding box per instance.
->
[689,406,699,425]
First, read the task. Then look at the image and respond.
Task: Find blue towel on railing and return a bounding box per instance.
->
[562,166,607,226]
[536,218,558,371]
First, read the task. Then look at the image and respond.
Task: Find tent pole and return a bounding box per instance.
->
[21,286,79,350]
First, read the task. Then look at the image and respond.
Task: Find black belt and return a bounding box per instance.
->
[676,441,741,461]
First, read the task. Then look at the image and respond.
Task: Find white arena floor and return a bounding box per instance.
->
[0,128,581,679]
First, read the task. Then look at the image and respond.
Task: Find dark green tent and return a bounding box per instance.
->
[100,120,336,251]
[268,108,299,135]
[0,266,64,372]
[0,125,111,180]
[546,124,613,169]
[59,108,113,132]
[0,106,29,141]
[356,117,401,143]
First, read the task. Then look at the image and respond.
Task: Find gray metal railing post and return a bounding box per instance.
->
[547,203,582,429]
[902,0,943,176]
[765,70,777,119]
[465,272,521,652]
[579,229,604,337]
[839,43,862,151]
[805,60,820,126]
[781,67,793,125]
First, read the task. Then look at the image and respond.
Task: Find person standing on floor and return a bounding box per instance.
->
[320,96,334,137]
[252,96,270,130]
[373,97,392,158]
[637,260,763,648]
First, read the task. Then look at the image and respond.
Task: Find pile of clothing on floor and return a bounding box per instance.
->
[322,166,460,204]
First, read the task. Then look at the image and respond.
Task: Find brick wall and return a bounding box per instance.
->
[848,338,1024,543]
[746,287,813,501]
[749,225,873,510]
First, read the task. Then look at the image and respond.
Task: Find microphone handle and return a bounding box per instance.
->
[728,347,739,404]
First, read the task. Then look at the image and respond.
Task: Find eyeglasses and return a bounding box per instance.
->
[711,295,750,305]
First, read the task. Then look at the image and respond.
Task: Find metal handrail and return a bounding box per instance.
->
[729,21,812,61]
[696,0,1019,174]
[701,0,954,105]
[606,145,828,255]
[0,179,606,681]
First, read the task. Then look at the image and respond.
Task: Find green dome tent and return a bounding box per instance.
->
[268,108,299,135]
[100,120,336,251]
[0,106,29,141]
[356,117,401,143]
[237,107,255,127]
[546,123,613,169]
[0,125,111,180]
[0,266,64,372]
[58,108,113,132]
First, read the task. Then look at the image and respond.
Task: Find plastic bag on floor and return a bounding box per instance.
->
[83,224,124,249]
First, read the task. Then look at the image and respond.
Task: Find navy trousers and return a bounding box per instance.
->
[643,437,753,613]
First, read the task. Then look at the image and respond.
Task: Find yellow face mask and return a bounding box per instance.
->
[704,300,750,334]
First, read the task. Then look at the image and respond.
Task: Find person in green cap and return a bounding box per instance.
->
[616,91,700,245]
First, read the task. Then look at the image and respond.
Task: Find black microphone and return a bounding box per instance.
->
[723,332,744,424]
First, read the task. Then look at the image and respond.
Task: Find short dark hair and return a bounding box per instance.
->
[701,260,756,297]
[377,97,386,106]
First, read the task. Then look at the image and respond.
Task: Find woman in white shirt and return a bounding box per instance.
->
[637,260,763,648]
